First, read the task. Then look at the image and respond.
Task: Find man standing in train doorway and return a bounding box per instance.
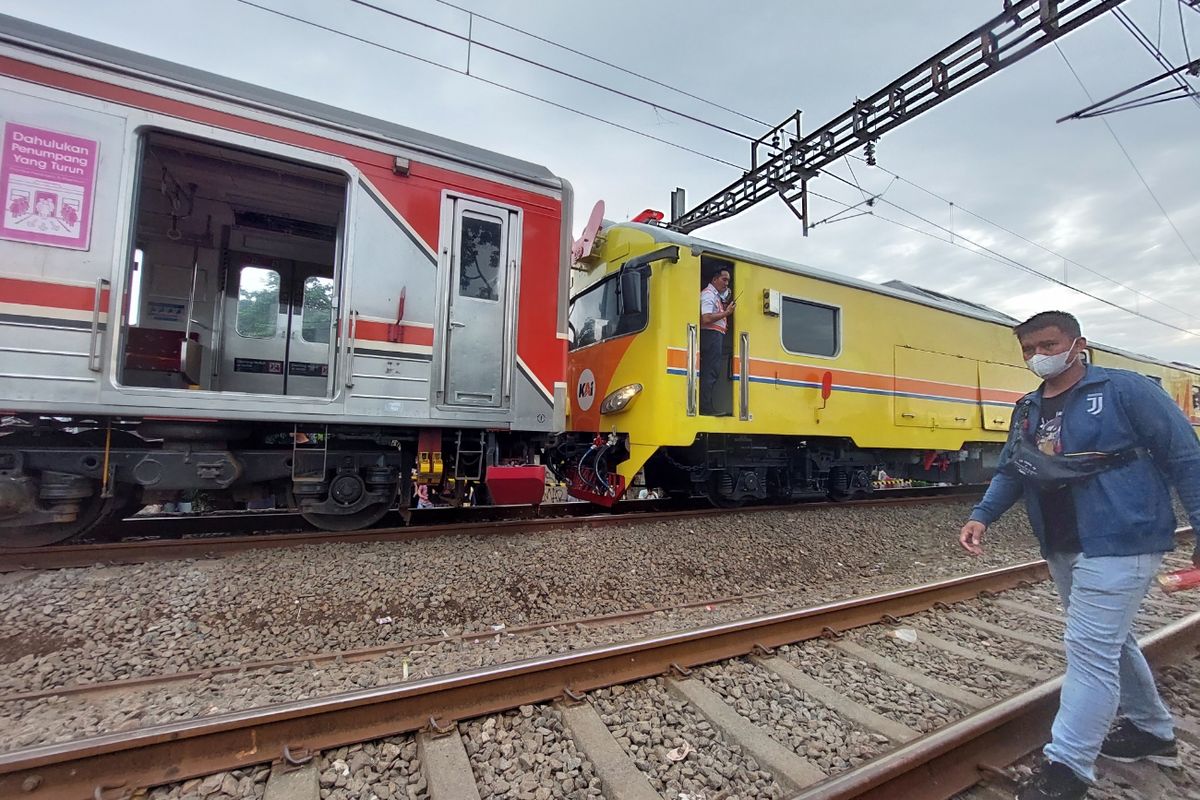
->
[699,268,736,415]
[959,310,1200,800]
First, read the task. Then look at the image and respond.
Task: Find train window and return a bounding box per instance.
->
[567,264,650,350]
[235,266,280,338]
[300,276,334,344]
[780,297,839,357]
[458,215,503,301]
[1192,385,1200,413]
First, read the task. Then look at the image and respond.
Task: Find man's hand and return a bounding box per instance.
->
[724,302,736,317]
[959,520,987,556]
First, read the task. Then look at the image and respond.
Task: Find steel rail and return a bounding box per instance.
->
[0,560,1049,799]
[0,486,983,572]
[792,610,1200,800]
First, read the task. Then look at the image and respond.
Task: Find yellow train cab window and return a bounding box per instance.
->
[781,297,838,357]
[567,265,649,350]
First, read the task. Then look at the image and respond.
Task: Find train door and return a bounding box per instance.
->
[438,198,517,409]
[220,255,334,395]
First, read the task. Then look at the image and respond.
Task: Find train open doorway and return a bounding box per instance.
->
[120,130,346,396]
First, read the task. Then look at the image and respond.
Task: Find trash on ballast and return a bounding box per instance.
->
[401,656,411,681]
[666,740,695,762]
[890,628,918,643]
[489,623,506,631]
[375,616,394,625]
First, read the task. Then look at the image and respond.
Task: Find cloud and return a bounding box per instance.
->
[6,0,1196,364]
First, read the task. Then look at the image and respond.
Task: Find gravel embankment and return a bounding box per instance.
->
[848,624,1033,702]
[591,679,784,798]
[318,737,425,800]
[3,500,1040,689]
[463,704,602,799]
[916,610,1066,674]
[779,640,965,733]
[3,498,1186,752]
[695,657,885,771]
[145,765,270,800]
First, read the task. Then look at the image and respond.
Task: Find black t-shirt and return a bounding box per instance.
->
[1035,391,1082,554]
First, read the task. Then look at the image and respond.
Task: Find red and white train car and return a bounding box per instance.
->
[0,16,571,543]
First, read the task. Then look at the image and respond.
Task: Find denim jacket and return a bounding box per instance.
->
[970,365,1200,557]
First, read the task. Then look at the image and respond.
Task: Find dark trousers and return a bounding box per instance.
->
[699,329,727,415]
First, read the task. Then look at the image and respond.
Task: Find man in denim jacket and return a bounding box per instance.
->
[959,310,1200,800]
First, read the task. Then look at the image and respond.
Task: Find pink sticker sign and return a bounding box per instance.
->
[1,123,99,250]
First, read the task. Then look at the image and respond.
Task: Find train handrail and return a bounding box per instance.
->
[739,331,750,421]
[345,310,359,389]
[88,277,110,372]
[686,323,698,416]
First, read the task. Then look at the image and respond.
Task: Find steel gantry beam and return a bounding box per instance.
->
[669,0,1132,234]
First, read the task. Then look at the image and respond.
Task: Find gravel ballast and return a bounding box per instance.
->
[591,679,784,799]
[463,704,603,799]
[779,640,966,732]
[695,657,885,771]
[1,498,1189,753]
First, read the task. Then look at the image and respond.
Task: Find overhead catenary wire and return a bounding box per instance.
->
[443,0,1196,328]
[428,0,773,130]
[1180,0,1196,62]
[843,154,1198,324]
[231,0,1196,338]
[341,0,759,141]
[818,171,1199,337]
[1110,6,1200,111]
[231,0,742,168]
[382,0,1196,331]
[1054,42,1200,269]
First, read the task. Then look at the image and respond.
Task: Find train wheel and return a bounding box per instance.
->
[827,467,872,502]
[0,486,132,548]
[705,472,746,509]
[301,500,392,531]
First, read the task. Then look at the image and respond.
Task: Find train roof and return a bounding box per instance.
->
[610,221,1197,376]
[0,14,561,189]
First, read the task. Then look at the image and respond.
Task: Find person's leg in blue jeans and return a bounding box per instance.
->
[1042,551,1172,782]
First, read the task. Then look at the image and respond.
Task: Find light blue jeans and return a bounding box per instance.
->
[1043,551,1175,782]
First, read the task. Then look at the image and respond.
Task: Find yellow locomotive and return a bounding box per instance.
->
[552,221,1200,506]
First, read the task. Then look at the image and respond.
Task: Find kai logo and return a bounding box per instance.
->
[1085,392,1104,416]
[577,368,596,411]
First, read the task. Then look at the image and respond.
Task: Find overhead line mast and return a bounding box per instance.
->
[669,0,1132,235]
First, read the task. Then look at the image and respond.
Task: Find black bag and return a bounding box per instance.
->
[1001,437,1144,484]
[999,399,1145,485]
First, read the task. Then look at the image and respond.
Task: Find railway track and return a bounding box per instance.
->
[2,531,1195,800]
[0,485,984,572]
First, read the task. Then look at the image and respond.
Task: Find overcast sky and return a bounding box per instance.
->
[5,0,1198,362]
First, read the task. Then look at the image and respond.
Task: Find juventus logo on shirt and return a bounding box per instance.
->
[1085,392,1104,416]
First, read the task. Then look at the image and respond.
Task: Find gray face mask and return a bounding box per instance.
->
[1025,339,1081,379]
[719,287,731,301]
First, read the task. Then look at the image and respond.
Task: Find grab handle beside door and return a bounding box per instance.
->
[345,310,359,389]
[686,324,698,417]
[88,278,110,372]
